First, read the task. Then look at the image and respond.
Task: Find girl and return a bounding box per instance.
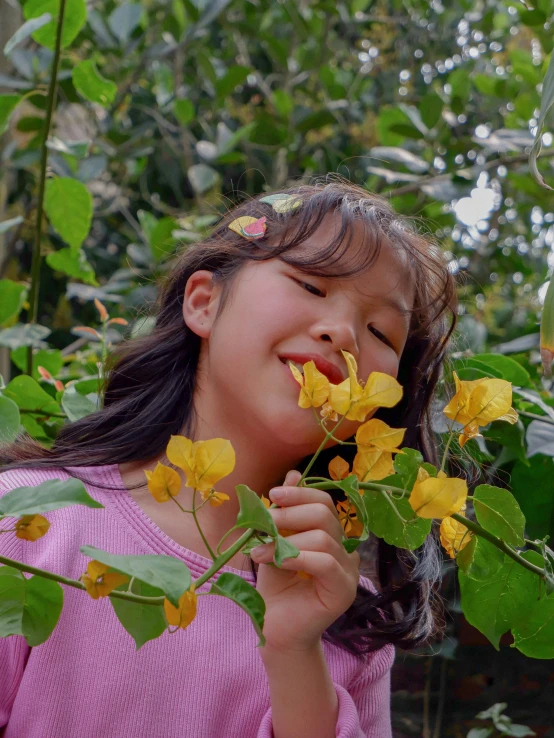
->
[0,179,457,738]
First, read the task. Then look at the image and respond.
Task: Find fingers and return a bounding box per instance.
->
[269,484,341,523]
[269,503,343,544]
[251,529,359,574]
[284,469,302,486]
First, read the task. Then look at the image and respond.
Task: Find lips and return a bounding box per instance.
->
[278,353,345,385]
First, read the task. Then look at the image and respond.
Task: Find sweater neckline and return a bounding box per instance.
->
[78,463,255,583]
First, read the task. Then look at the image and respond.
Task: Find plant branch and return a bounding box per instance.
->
[26,0,67,377]
[518,410,554,426]
[450,513,546,578]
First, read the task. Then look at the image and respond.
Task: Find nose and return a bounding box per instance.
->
[309,311,359,360]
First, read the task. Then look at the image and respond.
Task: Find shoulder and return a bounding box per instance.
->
[0,466,72,496]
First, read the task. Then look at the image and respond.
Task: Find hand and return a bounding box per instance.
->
[251,470,360,654]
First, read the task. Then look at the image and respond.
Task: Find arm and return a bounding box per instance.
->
[256,642,395,738]
[260,641,338,738]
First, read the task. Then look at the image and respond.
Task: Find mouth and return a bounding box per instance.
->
[278,354,345,385]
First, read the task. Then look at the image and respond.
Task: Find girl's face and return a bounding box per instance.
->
[187,217,415,460]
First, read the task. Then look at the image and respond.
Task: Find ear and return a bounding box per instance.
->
[182,270,222,338]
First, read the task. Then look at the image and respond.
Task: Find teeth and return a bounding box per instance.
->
[282,359,304,374]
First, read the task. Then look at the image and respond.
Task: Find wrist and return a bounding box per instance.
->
[259,637,323,665]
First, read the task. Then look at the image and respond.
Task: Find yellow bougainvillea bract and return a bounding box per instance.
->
[81,561,129,600]
[289,360,330,408]
[443,372,518,448]
[14,514,50,541]
[328,456,350,481]
[355,418,406,453]
[167,436,235,495]
[145,462,181,502]
[440,515,472,558]
[164,586,197,630]
[409,468,467,519]
[353,449,395,482]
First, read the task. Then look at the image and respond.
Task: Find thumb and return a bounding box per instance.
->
[284,470,302,486]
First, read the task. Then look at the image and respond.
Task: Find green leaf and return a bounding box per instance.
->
[149,217,178,262]
[483,421,528,467]
[453,357,503,381]
[0,324,51,349]
[80,546,191,608]
[4,375,61,416]
[174,99,194,125]
[0,395,21,443]
[72,60,117,106]
[0,477,103,517]
[110,579,167,650]
[0,566,63,646]
[393,448,423,491]
[295,110,336,134]
[11,347,63,381]
[274,534,300,567]
[0,95,22,134]
[4,13,52,55]
[419,93,443,129]
[61,384,98,421]
[108,2,143,43]
[529,50,554,190]
[0,280,27,327]
[209,572,266,647]
[215,65,250,98]
[471,353,531,387]
[459,551,541,649]
[363,487,431,550]
[235,484,277,536]
[511,455,554,543]
[457,537,505,581]
[23,0,87,50]
[473,485,526,546]
[44,178,93,251]
[512,588,554,659]
[46,247,98,285]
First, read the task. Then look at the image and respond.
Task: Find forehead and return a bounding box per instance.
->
[287,213,415,313]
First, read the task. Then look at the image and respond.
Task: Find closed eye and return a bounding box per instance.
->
[368,325,393,348]
[296,279,325,297]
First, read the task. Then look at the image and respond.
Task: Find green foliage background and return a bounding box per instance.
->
[1,0,554,735]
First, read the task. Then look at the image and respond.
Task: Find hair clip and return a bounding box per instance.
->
[228,216,267,240]
[259,193,302,213]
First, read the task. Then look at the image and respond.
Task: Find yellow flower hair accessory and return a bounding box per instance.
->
[259,193,302,213]
[228,215,267,240]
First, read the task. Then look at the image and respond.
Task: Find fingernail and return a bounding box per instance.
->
[269,488,284,502]
[251,546,270,560]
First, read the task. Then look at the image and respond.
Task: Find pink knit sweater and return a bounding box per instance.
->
[0,465,394,738]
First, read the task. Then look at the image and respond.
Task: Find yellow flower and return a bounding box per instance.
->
[336,500,364,538]
[328,456,350,481]
[443,372,518,447]
[164,586,197,630]
[353,449,395,482]
[440,515,472,558]
[81,561,129,600]
[328,351,402,422]
[409,469,467,519]
[14,514,50,541]
[355,418,406,453]
[289,360,330,408]
[166,436,235,493]
[207,491,230,507]
[320,402,339,423]
[145,462,181,502]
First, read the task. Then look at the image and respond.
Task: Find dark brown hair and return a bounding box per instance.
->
[1,179,458,659]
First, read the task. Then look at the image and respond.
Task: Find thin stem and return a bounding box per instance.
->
[303,480,408,495]
[450,513,546,579]
[440,428,456,473]
[194,526,259,589]
[19,409,66,419]
[518,410,554,426]
[190,488,216,560]
[0,555,165,606]
[379,489,408,524]
[26,0,67,377]
[299,416,346,484]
